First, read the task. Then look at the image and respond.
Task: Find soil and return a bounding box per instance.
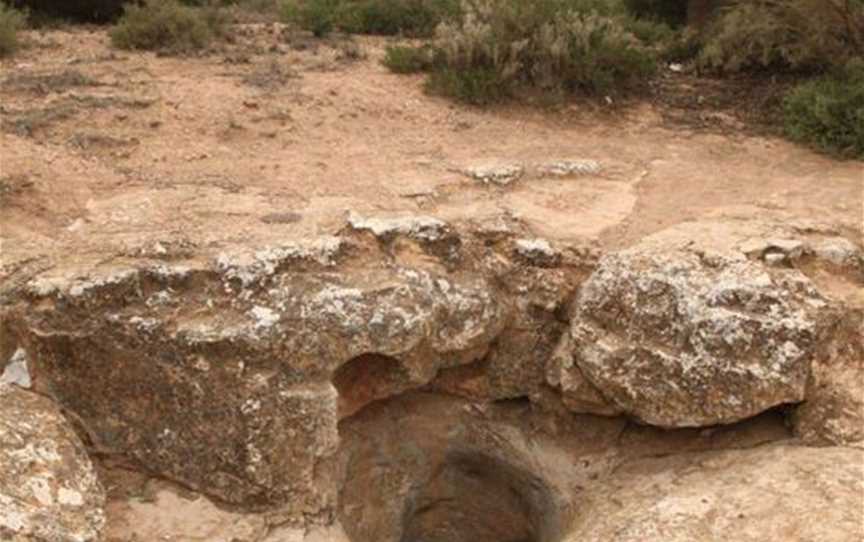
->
[0,21,862,542]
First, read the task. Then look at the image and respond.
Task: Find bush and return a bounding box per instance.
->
[110,0,227,52]
[281,0,338,36]
[12,0,125,23]
[382,44,433,73]
[0,2,26,56]
[281,0,459,37]
[338,0,459,36]
[622,0,688,27]
[421,0,657,104]
[783,61,864,158]
[699,0,864,73]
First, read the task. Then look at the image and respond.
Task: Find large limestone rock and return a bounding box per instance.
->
[572,250,823,427]
[568,444,864,542]
[0,384,106,541]
[15,239,504,510]
[570,221,834,427]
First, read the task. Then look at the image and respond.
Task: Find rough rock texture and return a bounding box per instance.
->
[792,307,864,445]
[0,384,106,541]
[13,234,506,509]
[568,444,864,542]
[570,223,835,427]
[6,215,863,527]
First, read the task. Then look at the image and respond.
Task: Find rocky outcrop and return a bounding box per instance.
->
[568,443,864,542]
[0,384,105,541]
[14,240,506,509]
[6,214,863,528]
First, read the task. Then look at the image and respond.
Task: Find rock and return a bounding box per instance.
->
[792,307,864,445]
[567,444,864,542]
[537,159,601,177]
[514,238,560,267]
[1,347,31,388]
[0,384,106,541]
[16,257,505,510]
[546,333,620,416]
[570,226,827,427]
[463,163,524,186]
[346,212,450,243]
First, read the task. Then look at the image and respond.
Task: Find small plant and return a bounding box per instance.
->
[783,61,864,158]
[699,0,864,73]
[0,2,26,57]
[110,0,227,52]
[280,0,339,37]
[382,44,432,73]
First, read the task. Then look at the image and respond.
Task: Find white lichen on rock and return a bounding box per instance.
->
[570,227,827,427]
[346,212,450,242]
[463,163,525,186]
[537,159,601,177]
[0,385,105,541]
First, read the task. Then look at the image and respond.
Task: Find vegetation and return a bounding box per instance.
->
[11,0,126,23]
[392,0,658,104]
[783,61,864,158]
[382,44,433,73]
[622,0,688,27]
[281,0,459,37]
[0,1,25,56]
[699,0,864,73]
[110,0,228,52]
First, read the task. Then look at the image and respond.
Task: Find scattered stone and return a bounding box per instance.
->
[346,211,450,242]
[514,238,560,266]
[1,348,31,389]
[462,163,524,186]
[538,160,601,177]
[0,384,106,541]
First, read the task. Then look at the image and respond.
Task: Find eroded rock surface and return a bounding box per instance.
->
[5,214,863,532]
[568,444,864,542]
[0,384,105,541]
[568,220,860,427]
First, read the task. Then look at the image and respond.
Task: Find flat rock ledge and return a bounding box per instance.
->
[2,214,862,522]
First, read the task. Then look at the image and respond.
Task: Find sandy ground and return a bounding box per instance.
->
[1,24,861,284]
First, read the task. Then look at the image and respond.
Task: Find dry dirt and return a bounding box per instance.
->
[1,22,863,542]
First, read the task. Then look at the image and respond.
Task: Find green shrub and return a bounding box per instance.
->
[0,2,26,56]
[281,0,339,36]
[382,44,433,72]
[783,61,864,158]
[622,0,687,27]
[338,0,460,36]
[425,66,509,104]
[281,0,459,37]
[699,0,864,73]
[110,0,227,52]
[12,0,125,23]
[424,0,657,104]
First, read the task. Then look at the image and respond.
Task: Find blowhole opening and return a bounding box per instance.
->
[400,452,552,542]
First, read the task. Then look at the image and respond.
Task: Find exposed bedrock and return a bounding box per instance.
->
[4,214,863,523]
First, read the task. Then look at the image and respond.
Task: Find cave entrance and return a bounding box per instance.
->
[400,452,547,542]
